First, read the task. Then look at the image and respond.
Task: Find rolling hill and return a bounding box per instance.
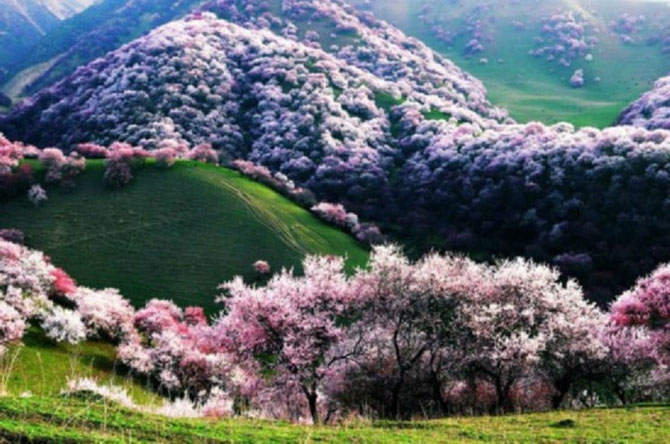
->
[348,0,670,128]
[0,160,369,313]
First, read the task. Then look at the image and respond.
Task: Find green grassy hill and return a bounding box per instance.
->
[0,160,369,314]
[351,0,670,128]
[0,396,667,443]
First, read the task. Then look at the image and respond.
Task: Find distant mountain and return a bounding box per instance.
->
[0,0,95,82]
[41,0,97,20]
[0,0,203,98]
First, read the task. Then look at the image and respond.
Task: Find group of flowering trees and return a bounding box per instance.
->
[396,122,670,303]
[0,236,136,356]
[3,238,667,422]
[609,13,646,45]
[529,10,597,69]
[136,248,670,421]
[1,136,222,201]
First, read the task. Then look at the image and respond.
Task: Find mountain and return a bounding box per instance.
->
[0,0,204,99]
[347,0,670,128]
[4,0,670,303]
[0,6,504,224]
[0,0,95,85]
[40,0,96,20]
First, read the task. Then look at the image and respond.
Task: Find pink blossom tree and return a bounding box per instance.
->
[70,287,136,341]
[103,142,148,188]
[118,299,233,400]
[0,301,26,356]
[27,184,47,206]
[610,264,670,369]
[347,246,482,419]
[458,259,604,412]
[217,255,356,423]
[601,325,657,404]
[187,143,218,165]
[75,143,109,159]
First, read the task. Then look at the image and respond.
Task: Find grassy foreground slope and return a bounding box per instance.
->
[0,396,667,443]
[2,328,157,403]
[0,160,369,313]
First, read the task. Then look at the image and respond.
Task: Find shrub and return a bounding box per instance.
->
[252,260,271,274]
[27,184,47,207]
[0,229,24,245]
[187,144,218,165]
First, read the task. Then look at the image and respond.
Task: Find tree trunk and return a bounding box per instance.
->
[430,373,447,416]
[390,377,404,420]
[307,391,319,424]
[613,382,628,405]
[494,378,514,414]
[551,377,572,409]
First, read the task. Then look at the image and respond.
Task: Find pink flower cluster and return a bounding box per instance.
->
[0,239,140,355]
[0,240,84,351]
[529,11,597,68]
[39,148,85,187]
[103,142,150,188]
[311,202,384,244]
[1,136,36,200]
[186,143,219,165]
[610,264,670,369]
[117,299,235,399]
[609,13,645,44]
[252,260,271,274]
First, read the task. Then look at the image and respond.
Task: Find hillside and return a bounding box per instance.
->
[5,8,670,305]
[0,0,204,98]
[619,74,670,129]
[349,0,670,128]
[0,160,369,313]
[0,0,95,88]
[0,396,667,443]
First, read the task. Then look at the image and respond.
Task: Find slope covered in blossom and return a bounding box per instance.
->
[4,10,670,302]
[619,75,670,130]
[0,12,505,221]
[0,0,506,114]
[348,0,670,128]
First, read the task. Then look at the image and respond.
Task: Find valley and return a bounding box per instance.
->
[0,0,668,440]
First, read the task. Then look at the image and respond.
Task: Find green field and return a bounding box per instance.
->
[0,160,369,313]
[0,395,666,443]
[2,328,157,404]
[353,0,670,128]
